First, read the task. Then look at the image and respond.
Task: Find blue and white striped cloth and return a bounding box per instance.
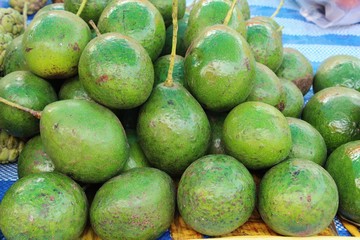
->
[1,0,359,238]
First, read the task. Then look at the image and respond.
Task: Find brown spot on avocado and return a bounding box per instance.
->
[96,75,109,84]
[25,47,33,52]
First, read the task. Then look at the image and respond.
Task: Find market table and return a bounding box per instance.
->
[1,0,360,238]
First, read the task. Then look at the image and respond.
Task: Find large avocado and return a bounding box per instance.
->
[325,140,360,224]
[258,158,338,236]
[177,154,255,236]
[90,167,175,240]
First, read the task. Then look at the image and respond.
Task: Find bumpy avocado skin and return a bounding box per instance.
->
[149,0,186,26]
[0,172,88,240]
[247,62,283,108]
[40,99,129,183]
[286,117,327,166]
[154,54,185,86]
[302,86,360,152]
[276,47,314,95]
[59,76,93,101]
[178,154,256,236]
[258,159,338,236]
[0,71,58,138]
[79,33,154,109]
[98,0,165,61]
[23,11,91,79]
[223,101,292,170]
[90,167,175,240]
[17,135,55,178]
[280,79,304,118]
[185,24,255,112]
[137,83,211,176]
[246,16,283,72]
[313,55,360,92]
[184,0,246,49]
[325,140,360,224]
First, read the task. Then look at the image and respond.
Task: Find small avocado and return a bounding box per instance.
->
[64,0,111,25]
[207,111,227,155]
[123,129,150,172]
[59,76,93,101]
[154,54,185,86]
[3,34,28,75]
[149,0,186,26]
[279,79,304,118]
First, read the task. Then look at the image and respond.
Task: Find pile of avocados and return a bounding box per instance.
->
[0,0,360,239]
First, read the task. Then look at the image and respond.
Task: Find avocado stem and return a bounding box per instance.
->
[271,0,284,18]
[164,0,179,87]
[0,97,42,119]
[76,0,88,16]
[223,0,238,26]
[23,1,28,29]
[89,20,101,37]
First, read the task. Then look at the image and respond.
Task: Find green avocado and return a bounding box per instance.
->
[149,0,186,26]
[258,158,338,236]
[154,54,185,86]
[246,62,283,109]
[22,10,91,79]
[0,71,58,138]
[207,112,226,155]
[64,0,111,25]
[123,129,150,172]
[313,55,360,92]
[3,34,28,75]
[78,33,154,109]
[98,0,165,61]
[40,99,129,183]
[90,167,175,240]
[246,16,283,72]
[33,3,64,18]
[0,172,88,239]
[59,76,93,101]
[137,83,211,176]
[223,101,292,170]
[177,154,255,236]
[238,0,250,20]
[185,24,255,112]
[286,117,327,166]
[184,0,246,49]
[302,86,360,152]
[325,140,360,224]
[279,79,304,118]
[17,135,55,178]
[276,47,314,95]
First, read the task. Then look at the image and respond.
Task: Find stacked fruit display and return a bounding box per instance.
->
[0,0,359,239]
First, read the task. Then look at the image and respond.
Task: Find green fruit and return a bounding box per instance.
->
[178,154,255,236]
[149,0,186,26]
[238,0,250,20]
[90,167,175,240]
[325,140,360,224]
[246,62,283,109]
[162,13,188,57]
[59,75,93,101]
[207,112,226,154]
[34,3,65,18]
[223,101,292,169]
[0,129,24,164]
[184,0,246,49]
[40,99,129,183]
[0,172,88,239]
[137,83,211,176]
[287,117,327,166]
[123,129,150,172]
[17,135,55,178]
[258,159,338,236]
[276,47,314,95]
[185,24,255,112]
[64,0,111,24]
[79,33,154,109]
[0,71,58,138]
[0,32,13,73]
[98,0,165,61]
[313,55,360,92]
[23,11,91,79]
[280,79,304,118]
[0,8,24,38]
[3,34,28,75]
[302,86,360,152]
[154,54,185,86]
[246,16,283,72]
